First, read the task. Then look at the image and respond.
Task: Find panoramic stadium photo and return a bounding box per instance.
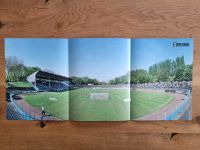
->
[5,38,131,121]
[5,38,70,120]
[130,38,193,120]
[68,38,131,121]
[5,38,193,121]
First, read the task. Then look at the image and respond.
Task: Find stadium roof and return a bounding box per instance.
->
[36,71,70,81]
[27,70,71,82]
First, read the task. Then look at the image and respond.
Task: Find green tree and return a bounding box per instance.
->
[157,70,169,82]
[183,65,192,81]
[174,65,185,81]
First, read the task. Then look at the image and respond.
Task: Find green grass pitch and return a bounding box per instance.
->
[69,88,130,121]
[22,88,173,121]
[24,91,69,120]
[130,90,174,119]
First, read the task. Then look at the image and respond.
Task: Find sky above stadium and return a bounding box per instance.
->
[131,38,193,70]
[5,38,193,81]
[5,38,130,81]
[69,38,130,82]
[5,38,69,77]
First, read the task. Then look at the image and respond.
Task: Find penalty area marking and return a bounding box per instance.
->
[49,97,58,101]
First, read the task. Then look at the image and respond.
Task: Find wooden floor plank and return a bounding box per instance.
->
[1,0,200,149]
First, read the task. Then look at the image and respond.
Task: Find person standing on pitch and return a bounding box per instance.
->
[41,106,46,116]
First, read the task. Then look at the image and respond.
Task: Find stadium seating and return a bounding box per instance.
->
[6,102,23,120]
[36,80,69,92]
[131,81,192,89]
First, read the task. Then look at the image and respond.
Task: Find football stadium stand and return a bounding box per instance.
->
[6,71,72,120]
[27,70,72,92]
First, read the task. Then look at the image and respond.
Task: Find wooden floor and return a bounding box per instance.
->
[0,0,200,149]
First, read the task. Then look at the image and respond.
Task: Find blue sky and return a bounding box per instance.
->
[5,38,192,81]
[131,38,193,70]
[69,38,130,82]
[5,38,69,76]
[5,38,130,81]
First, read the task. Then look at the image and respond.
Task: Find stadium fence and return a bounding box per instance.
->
[166,95,191,120]
[164,90,191,120]
[7,94,37,120]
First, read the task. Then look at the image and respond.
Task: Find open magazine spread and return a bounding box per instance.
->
[5,38,193,121]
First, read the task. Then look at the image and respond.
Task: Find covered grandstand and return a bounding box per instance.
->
[27,70,72,92]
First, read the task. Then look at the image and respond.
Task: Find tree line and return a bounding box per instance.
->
[68,56,192,85]
[6,56,192,85]
[131,56,192,84]
[70,76,102,85]
[109,56,192,85]
[6,56,40,82]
